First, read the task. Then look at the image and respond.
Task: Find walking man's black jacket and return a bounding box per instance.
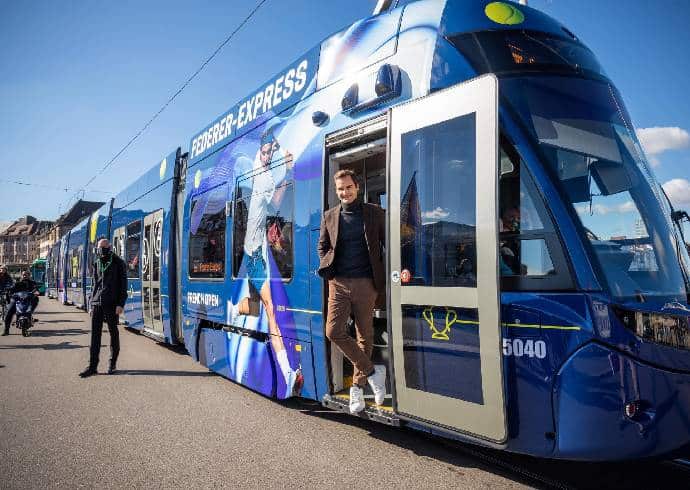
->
[91,255,128,309]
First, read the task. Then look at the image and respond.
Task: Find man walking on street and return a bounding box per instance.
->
[79,238,128,378]
[318,169,387,414]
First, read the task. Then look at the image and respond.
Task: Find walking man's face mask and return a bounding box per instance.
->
[97,247,112,260]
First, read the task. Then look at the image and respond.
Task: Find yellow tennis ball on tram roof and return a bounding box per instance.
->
[485,2,525,25]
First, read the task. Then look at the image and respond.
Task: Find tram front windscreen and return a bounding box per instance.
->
[501,75,687,304]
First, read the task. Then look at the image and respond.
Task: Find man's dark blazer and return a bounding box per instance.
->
[317,202,386,295]
[90,254,128,310]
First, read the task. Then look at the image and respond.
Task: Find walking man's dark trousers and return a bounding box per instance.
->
[89,305,120,372]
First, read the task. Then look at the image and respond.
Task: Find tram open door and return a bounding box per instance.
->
[324,75,505,443]
[388,74,505,442]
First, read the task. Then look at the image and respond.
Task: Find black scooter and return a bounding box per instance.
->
[12,291,35,337]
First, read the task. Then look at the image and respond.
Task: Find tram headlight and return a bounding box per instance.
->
[614,307,690,350]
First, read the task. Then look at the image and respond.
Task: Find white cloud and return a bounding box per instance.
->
[636,127,690,167]
[422,207,450,219]
[662,178,690,208]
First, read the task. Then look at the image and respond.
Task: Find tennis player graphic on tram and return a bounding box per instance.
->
[226,125,303,397]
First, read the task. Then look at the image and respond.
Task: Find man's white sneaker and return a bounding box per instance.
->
[349,385,365,414]
[367,364,387,405]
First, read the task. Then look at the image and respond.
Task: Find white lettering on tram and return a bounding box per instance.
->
[187,291,220,308]
[190,59,310,159]
[502,338,547,359]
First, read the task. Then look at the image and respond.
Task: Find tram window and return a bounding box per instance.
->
[125,220,142,279]
[233,171,294,281]
[76,245,83,284]
[449,30,605,80]
[400,114,477,287]
[189,185,227,279]
[113,237,120,260]
[499,139,573,290]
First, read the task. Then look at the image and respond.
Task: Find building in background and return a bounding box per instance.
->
[0,216,53,274]
[1,200,104,275]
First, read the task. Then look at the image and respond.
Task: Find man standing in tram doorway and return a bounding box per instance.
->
[79,238,128,378]
[318,169,387,414]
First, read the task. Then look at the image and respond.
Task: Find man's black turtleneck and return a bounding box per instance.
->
[333,198,373,279]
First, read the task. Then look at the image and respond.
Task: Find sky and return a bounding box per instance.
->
[1,0,689,237]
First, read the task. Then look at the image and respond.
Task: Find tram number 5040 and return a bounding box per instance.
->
[502,338,546,359]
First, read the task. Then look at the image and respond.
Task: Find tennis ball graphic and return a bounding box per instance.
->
[485,2,525,25]
[194,169,202,189]
[90,212,99,243]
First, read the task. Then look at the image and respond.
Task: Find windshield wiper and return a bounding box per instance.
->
[663,189,690,301]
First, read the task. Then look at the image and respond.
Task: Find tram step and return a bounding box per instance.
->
[322,394,400,426]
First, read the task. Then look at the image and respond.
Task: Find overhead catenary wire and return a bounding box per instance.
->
[60,0,270,212]
[0,179,112,195]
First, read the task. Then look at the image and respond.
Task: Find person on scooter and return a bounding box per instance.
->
[3,270,39,336]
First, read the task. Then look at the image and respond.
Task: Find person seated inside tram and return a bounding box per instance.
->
[499,206,523,276]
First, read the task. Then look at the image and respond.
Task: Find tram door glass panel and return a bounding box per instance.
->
[400,115,477,288]
[112,226,129,311]
[113,227,126,262]
[399,114,481,402]
[126,221,142,279]
[143,210,163,333]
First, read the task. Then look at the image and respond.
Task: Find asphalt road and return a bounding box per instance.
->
[0,299,529,489]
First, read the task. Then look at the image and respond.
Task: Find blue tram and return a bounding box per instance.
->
[49,0,690,461]
[109,149,184,344]
[65,215,90,308]
[46,241,60,299]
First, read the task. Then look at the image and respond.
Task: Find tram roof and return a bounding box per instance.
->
[112,148,179,210]
[186,0,571,165]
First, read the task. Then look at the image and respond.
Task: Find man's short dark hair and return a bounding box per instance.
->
[260,128,276,147]
[333,169,359,186]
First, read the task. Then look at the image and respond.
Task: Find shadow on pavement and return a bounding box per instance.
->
[30,329,89,337]
[0,341,85,350]
[35,319,84,324]
[115,369,216,377]
[280,398,536,487]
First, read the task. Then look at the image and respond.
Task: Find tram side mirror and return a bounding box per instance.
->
[375,63,401,98]
[342,84,359,111]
